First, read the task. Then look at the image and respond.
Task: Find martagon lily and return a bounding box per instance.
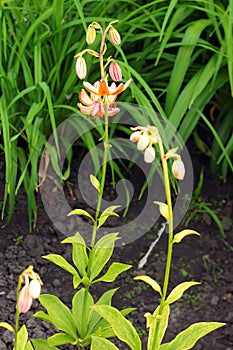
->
[78,78,132,117]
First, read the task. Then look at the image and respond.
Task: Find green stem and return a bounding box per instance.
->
[152,141,174,348]
[91,109,109,246]
[14,277,22,349]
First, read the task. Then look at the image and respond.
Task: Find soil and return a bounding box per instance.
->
[0,148,232,350]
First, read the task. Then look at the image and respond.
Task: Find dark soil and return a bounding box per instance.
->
[0,150,233,350]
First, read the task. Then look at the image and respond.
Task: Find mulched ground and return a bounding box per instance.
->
[0,150,232,350]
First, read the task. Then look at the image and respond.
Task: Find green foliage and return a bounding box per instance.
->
[0,0,232,227]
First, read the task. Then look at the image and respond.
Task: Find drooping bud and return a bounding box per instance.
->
[130,131,141,143]
[86,24,96,44]
[109,27,121,46]
[109,61,122,82]
[75,56,87,80]
[29,279,41,299]
[137,132,150,151]
[172,159,185,180]
[18,285,33,314]
[144,146,155,163]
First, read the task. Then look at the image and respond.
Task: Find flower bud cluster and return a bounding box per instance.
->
[75,21,122,82]
[18,266,43,314]
[130,126,160,163]
[130,125,185,180]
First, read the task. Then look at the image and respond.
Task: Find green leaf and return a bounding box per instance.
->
[90,174,100,193]
[166,281,201,304]
[14,325,28,350]
[68,209,95,222]
[89,233,119,281]
[160,322,225,349]
[91,336,119,350]
[154,202,170,221]
[36,294,77,339]
[134,275,162,296]
[87,288,118,334]
[147,304,170,350]
[30,338,59,350]
[94,262,131,283]
[97,206,121,229]
[25,342,34,350]
[173,230,200,244]
[48,333,77,346]
[62,232,88,278]
[42,254,79,278]
[92,305,141,350]
[72,288,94,338]
[0,322,15,332]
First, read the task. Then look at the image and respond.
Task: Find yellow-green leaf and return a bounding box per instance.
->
[166,281,201,304]
[91,336,119,350]
[159,322,225,350]
[173,230,200,243]
[0,322,15,332]
[97,205,121,228]
[90,174,100,193]
[134,275,162,296]
[154,202,169,221]
[67,209,95,222]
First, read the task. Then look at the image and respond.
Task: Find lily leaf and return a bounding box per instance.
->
[94,262,131,283]
[134,275,162,296]
[154,201,169,221]
[67,209,95,222]
[0,322,15,332]
[173,229,200,243]
[91,336,119,349]
[159,322,225,349]
[97,205,121,228]
[92,305,142,350]
[166,281,201,304]
[90,174,100,193]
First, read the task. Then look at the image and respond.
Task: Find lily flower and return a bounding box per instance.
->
[83,78,132,98]
[78,78,131,117]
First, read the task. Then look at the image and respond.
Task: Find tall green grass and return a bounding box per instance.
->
[0,0,232,228]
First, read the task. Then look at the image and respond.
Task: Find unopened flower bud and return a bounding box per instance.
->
[144,146,155,163]
[109,61,122,82]
[172,159,185,180]
[86,25,96,44]
[29,279,41,299]
[130,131,141,143]
[109,27,121,46]
[75,56,87,80]
[137,132,150,151]
[18,285,33,314]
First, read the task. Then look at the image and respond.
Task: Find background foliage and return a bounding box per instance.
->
[0,0,232,227]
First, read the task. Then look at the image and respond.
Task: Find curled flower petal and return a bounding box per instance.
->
[172,159,185,180]
[137,132,150,151]
[144,146,155,163]
[18,285,33,314]
[130,131,141,143]
[29,279,41,299]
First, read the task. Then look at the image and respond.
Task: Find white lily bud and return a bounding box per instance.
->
[109,27,121,46]
[137,132,150,151]
[172,159,185,180]
[29,279,41,299]
[75,56,87,80]
[144,146,155,163]
[130,131,141,143]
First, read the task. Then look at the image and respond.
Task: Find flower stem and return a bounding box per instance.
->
[14,276,22,349]
[152,141,174,348]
